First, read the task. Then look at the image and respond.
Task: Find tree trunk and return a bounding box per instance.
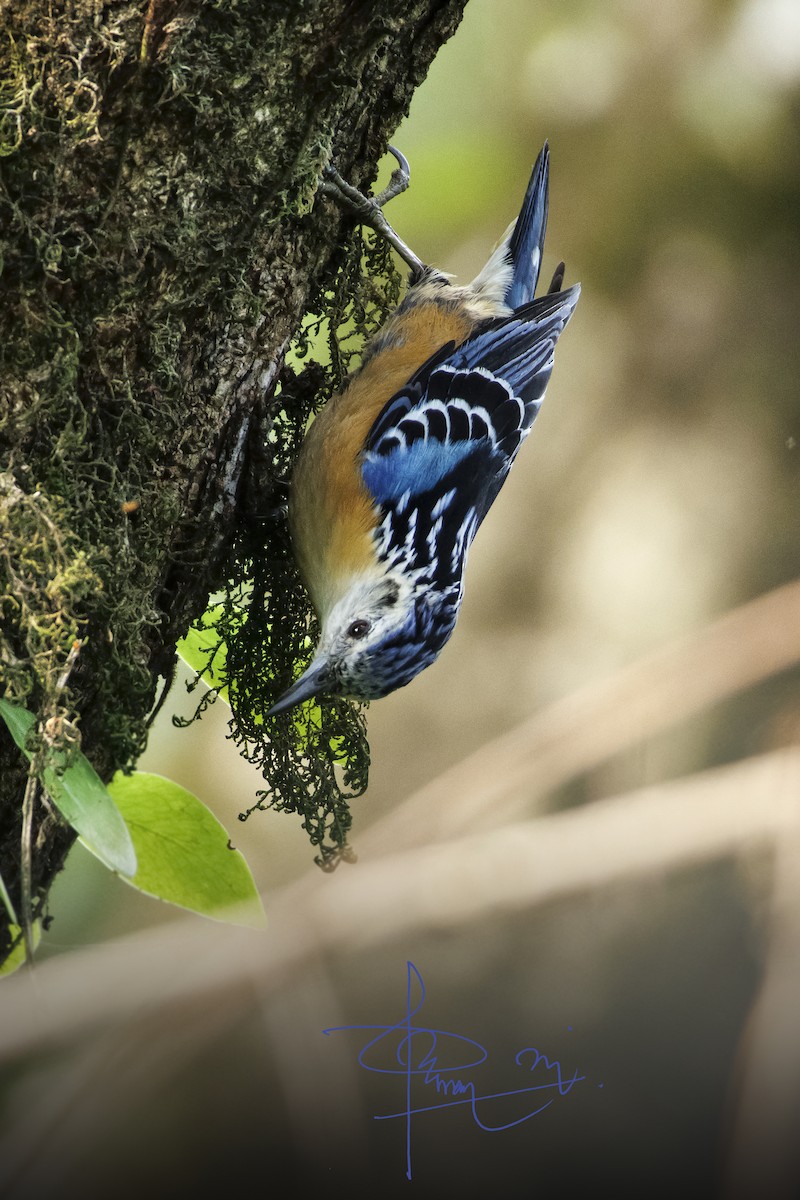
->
[0,0,467,963]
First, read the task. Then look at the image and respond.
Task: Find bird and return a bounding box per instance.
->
[267,142,579,716]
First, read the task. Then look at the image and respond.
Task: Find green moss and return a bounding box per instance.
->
[0,473,98,707]
[0,1,320,776]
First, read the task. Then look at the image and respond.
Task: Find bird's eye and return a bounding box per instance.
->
[347,619,371,640]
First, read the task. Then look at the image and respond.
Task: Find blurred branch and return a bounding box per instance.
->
[357,578,800,854]
[0,746,796,1061]
[1,583,798,1075]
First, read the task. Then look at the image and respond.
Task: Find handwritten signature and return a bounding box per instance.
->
[323,961,595,1180]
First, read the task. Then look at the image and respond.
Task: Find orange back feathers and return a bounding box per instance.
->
[289,300,476,618]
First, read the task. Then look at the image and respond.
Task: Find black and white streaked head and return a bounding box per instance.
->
[268,568,463,712]
[267,143,579,716]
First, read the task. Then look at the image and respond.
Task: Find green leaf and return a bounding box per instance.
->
[0,698,137,877]
[177,606,229,702]
[0,923,40,977]
[108,771,265,927]
[0,696,35,752]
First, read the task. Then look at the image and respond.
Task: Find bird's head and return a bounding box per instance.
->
[266,569,460,715]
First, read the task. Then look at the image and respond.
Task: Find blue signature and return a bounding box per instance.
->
[323,961,593,1180]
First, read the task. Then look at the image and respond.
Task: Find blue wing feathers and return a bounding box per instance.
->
[363,284,579,471]
[362,437,483,504]
[359,143,579,521]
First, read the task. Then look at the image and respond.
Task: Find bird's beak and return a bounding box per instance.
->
[266,657,335,717]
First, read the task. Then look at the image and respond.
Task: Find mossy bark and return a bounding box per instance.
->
[0,0,467,962]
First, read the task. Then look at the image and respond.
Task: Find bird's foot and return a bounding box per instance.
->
[321,145,427,280]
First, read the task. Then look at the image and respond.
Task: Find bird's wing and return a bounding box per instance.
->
[361,285,580,511]
[448,285,580,411]
[361,368,514,510]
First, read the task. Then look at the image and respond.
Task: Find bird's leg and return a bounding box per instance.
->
[321,145,427,279]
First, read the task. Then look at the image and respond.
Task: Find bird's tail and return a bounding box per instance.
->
[467,143,551,313]
[505,141,549,309]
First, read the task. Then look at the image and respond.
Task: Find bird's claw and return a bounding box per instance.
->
[374,146,411,208]
[320,146,426,280]
[322,145,410,211]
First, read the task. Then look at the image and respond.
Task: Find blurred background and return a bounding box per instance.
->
[2,0,799,1196]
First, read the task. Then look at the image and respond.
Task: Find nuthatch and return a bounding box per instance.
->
[268,143,579,715]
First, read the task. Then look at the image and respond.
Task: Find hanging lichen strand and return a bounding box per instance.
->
[181,227,404,868]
